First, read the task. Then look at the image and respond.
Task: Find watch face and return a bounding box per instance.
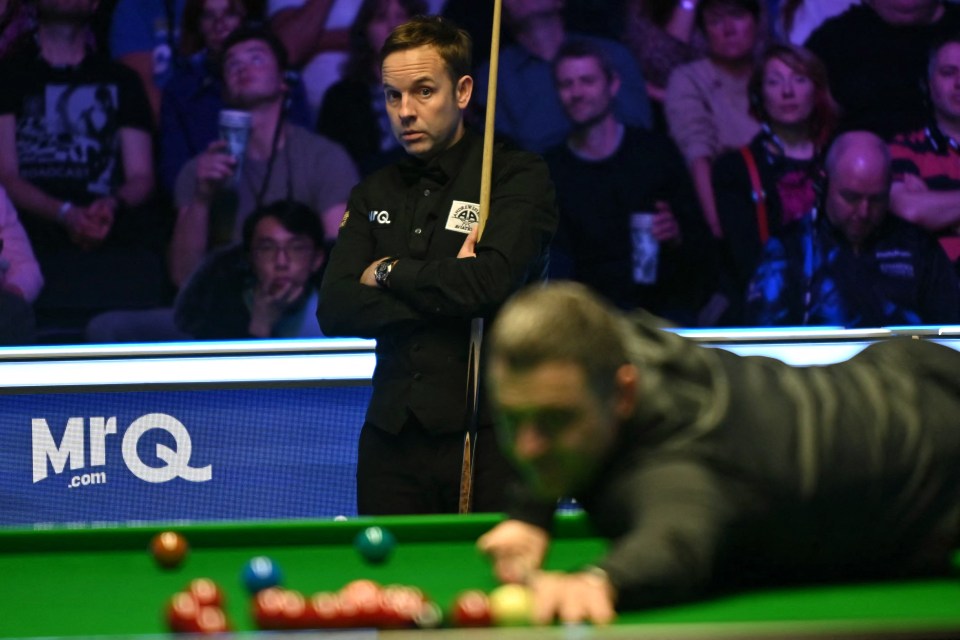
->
[375,260,391,286]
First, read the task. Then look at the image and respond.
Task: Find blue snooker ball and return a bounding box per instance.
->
[354,526,396,564]
[242,556,283,594]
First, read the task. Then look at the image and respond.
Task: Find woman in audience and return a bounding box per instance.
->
[712,42,836,323]
[664,0,762,238]
[316,0,427,176]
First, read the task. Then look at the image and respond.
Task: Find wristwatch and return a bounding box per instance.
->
[374,258,396,288]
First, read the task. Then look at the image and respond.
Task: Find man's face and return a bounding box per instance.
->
[200,0,244,54]
[554,55,619,128]
[223,40,286,108]
[249,217,324,297]
[703,5,758,63]
[761,57,815,127]
[929,43,960,125]
[490,359,621,500]
[870,0,940,26]
[825,157,890,247]
[382,45,471,160]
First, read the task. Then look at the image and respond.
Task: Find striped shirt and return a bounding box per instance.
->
[890,125,960,261]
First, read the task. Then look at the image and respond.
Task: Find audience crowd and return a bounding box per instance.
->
[2,0,960,345]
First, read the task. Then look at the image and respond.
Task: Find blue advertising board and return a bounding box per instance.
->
[0,385,372,527]
[3,332,957,529]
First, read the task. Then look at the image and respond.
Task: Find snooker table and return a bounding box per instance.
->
[2,513,960,639]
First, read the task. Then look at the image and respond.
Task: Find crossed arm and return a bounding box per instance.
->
[889,174,960,232]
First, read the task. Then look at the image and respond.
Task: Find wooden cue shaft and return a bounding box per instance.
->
[458,0,503,514]
[477,0,502,240]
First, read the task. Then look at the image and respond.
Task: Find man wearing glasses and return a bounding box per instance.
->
[174,200,326,339]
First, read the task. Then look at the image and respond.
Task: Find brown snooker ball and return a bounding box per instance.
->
[150,531,188,569]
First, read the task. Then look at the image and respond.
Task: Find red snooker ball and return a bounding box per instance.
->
[338,579,384,627]
[379,584,424,628]
[165,592,200,632]
[450,589,493,627]
[187,578,223,608]
[277,590,312,629]
[195,605,230,633]
[151,531,188,569]
[252,587,286,629]
[309,591,343,628]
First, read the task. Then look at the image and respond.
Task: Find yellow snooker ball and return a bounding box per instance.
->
[488,584,533,626]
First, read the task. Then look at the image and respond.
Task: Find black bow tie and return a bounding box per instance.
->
[398,160,447,186]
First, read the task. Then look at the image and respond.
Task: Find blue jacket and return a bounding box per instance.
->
[745,211,960,327]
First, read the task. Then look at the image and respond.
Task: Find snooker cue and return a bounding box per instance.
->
[458,0,502,514]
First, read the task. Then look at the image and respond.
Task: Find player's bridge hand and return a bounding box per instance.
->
[528,570,617,626]
[477,519,549,584]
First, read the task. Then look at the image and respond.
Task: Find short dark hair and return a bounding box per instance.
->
[242,200,326,251]
[489,283,631,400]
[379,15,472,84]
[552,39,617,82]
[221,24,289,75]
[928,33,960,79]
[695,0,761,31]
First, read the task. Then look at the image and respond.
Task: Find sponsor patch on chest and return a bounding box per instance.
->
[876,249,915,279]
[369,210,391,224]
[445,200,480,234]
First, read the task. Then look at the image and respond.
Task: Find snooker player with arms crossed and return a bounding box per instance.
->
[479,281,960,625]
[318,15,557,515]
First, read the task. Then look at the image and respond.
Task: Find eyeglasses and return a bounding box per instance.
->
[251,241,315,262]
